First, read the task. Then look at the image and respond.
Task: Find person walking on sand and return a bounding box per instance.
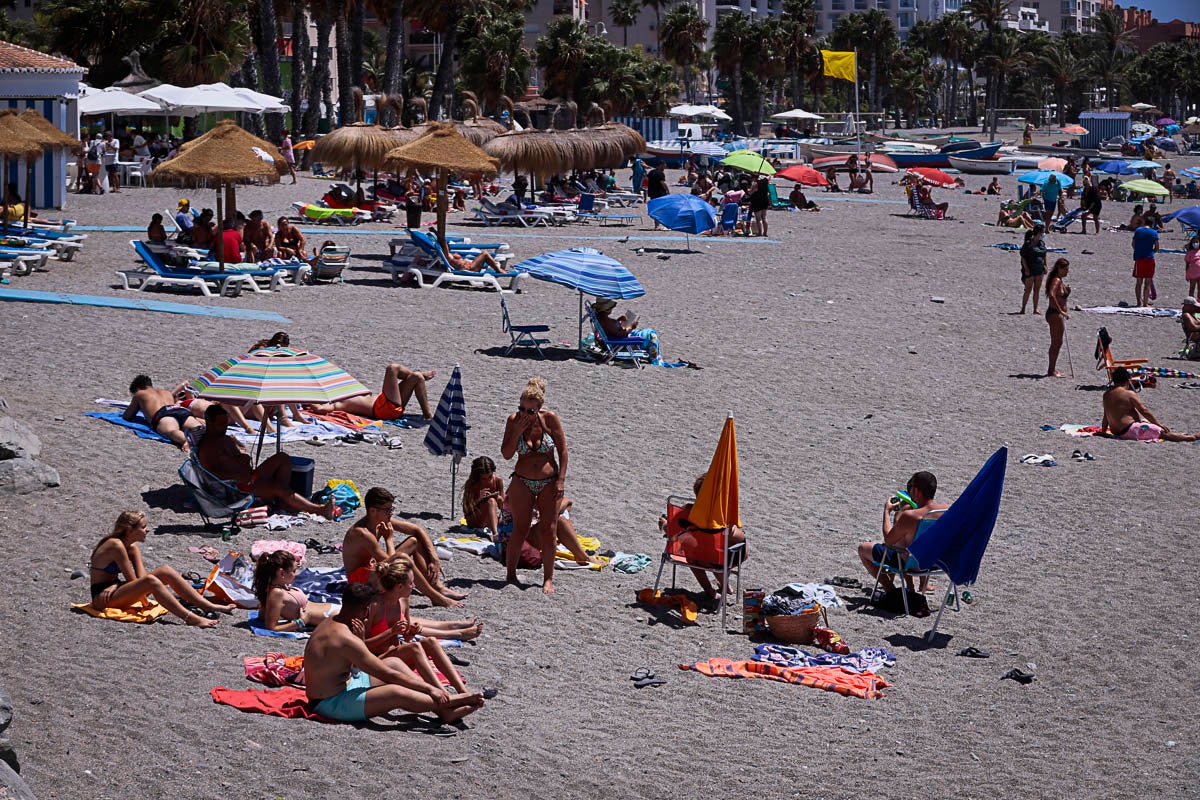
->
[1132,220,1159,307]
[280,130,297,184]
[1044,258,1071,378]
[1102,368,1199,442]
[1017,225,1047,315]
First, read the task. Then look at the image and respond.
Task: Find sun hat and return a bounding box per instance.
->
[1184,297,1198,306]
[178,199,189,209]
[594,298,617,313]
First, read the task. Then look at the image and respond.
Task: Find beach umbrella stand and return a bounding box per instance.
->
[423,365,469,519]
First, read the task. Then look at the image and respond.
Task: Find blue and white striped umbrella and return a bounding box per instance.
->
[424,365,468,518]
[510,247,645,350]
[688,141,729,158]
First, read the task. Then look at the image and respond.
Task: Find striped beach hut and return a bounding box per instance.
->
[615,116,679,143]
[0,41,85,210]
[1079,112,1130,150]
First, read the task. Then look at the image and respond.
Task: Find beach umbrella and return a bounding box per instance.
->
[78,86,165,116]
[423,365,469,519]
[509,247,645,350]
[669,104,732,122]
[1182,123,1200,135]
[1018,169,1072,188]
[1156,117,1176,126]
[0,112,56,232]
[292,139,316,151]
[1162,206,1200,228]
[18,110,83,154]
[1179,168,1200,180]
[647,194,717,250]
[770,108,823,122]
[191,346,370,462]
[908,447,1006,588]
[1131,102,1155,111]
[312,122,401,199]
[1059,125,1088,135]
[906,167,957,189]
[1096,160,1133,174]
[688,412,740,531]
[688,141,729,158]
[1037,157,1068,172]
[721,149,775,175]
[385,122,499,248]
[1125,159,1163,172]
[1131,122,1155,135]
[1121,178,1168,197]
[776,164,828,186]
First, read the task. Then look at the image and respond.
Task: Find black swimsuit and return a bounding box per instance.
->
[90,561,123,599]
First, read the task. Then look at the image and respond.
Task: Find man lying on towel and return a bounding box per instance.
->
[307,363,436,421]
[304,583,485,723]
[124,374,203,452]
[342,486,467,607]
[1102,367,1199,442]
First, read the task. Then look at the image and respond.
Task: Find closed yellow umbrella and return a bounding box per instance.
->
[688,412,741,530]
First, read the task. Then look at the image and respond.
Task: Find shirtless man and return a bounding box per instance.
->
[307,363,436,421]
[170,382,258,434]
[341,487,467,607]
[857,471,949,594]
[1102,367,1199,442]
[195,404,339,517]
[303,583,484,724]
[242,210,275,261]
[124,375,202,451]
[274,217,305,259]
[442,242,507,273]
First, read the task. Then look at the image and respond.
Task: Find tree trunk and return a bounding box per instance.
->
[334,0,354,125]
[381,0,406,125]
[623,25,628,47]
[350,0,365,88]
[257,0,284,140]
[293,2,311,136]
[306,8,333,135]
[428,24,457,121]
[949,59,959,125]
[731,64,745,136]
[237,53,267,137]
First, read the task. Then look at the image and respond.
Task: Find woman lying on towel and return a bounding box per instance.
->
[252,550,341,632]
[365,556,484,692]
[89,511,235,628]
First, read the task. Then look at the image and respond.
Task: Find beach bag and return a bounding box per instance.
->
[311,479,362,520]
[874,588,929,617]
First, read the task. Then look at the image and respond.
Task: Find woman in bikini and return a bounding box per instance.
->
[1045,258,1071,378]
[462,456,505,537]
[365,554,483,645]
[252,550,340,632]
[88,511,235,627]
[500,377,568,594]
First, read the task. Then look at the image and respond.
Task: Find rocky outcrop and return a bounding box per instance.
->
[0,398,59,497]
[0,685,34,798]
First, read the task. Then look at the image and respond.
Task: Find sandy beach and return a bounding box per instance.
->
[1,143,1198,799]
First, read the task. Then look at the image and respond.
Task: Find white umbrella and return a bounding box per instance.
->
[688,141,729,157]
[669,104,732,122]
[771,108,823,122]
[139,83,264,116]
[203,82,290,114]
[1131,102,1156,111]
[78,86,165,116]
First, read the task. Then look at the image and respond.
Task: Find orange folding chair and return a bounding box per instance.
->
[652,495,744,632]
[1095,327,1151,388]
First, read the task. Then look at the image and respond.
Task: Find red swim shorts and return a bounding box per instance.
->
[372,393,405,420]
[1133,258,1156,279]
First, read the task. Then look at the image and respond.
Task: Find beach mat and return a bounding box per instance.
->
[0,287,289,322]
[85,411,172,444]
[71,599,169,623]
[210,686,333,722]
[679,658,890,699]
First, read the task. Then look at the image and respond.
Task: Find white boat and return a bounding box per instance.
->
[947,155,1015,175]
[867,133,952,147]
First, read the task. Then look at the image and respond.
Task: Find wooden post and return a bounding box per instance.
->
[436,166,449,249]
[216,185,225,272]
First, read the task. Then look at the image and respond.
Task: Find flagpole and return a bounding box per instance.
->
[853,48,862,158]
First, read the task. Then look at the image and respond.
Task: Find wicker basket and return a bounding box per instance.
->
[764,605,828,644]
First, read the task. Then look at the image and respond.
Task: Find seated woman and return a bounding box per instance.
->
[917,183,949,215]
[658,473,747,599]
[986,178,1002,195]
[1143,204,1163,229]
[451,188,467,212]
[274,217,306,259]
[592,298,660,359]
[252,550,340,632]
[147,213,168,244]
[89,511,235,627]
[997,205,1035,229]
[1125,204,1145,230]
[366,554,483,645]
[190,210,215,250]
[789,185,816,210]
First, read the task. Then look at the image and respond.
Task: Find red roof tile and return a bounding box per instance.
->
[0,40,83,74]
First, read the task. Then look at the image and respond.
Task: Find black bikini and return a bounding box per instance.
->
[90,561,123,599]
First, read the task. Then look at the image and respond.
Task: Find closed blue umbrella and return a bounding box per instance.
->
[424,365,468,519]
[1162,206,1200,230]
[510,247,645,349]
[648,194,717,251]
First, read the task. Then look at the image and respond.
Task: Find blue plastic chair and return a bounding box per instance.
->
[586,303,649,368]
[719,202,739,233]
[500,296,550,358]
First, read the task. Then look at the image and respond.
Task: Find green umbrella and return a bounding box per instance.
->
[720,149,776,175]
[1120,178,1168,197]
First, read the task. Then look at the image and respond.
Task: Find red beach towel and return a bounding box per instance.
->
[679,658,890,699]
[210,686,334,722]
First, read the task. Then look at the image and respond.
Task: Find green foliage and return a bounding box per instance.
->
[456,3,532,111]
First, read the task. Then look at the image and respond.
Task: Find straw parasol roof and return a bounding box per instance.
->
[311,122,398,172]
[0,111,60,156]
[388,126,421,147]
[152,119,286,186]
[17,109,83,154]
[484,129,570,176]
[384,122,498,178]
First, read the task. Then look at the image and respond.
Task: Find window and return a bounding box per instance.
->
[829,12,843,25]
[945,0,961,8]
[854,0,868,8]
[830,0,845,10]
[899,0,915,9]
[898,11,913,25]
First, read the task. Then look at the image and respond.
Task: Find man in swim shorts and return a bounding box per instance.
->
[857,471,949,594]
[303,583,485,723]
[307,363,436,421]
[341,487,466,607]
[123,374,203,451]
[1102,367,1199,442]
[1131,222,1159,307]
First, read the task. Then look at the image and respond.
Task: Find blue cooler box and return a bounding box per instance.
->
[290,456,315,498]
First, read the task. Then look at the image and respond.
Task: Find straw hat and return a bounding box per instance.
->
[594,298,617,313]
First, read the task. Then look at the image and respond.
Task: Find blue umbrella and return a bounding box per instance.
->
[1018,169,1072,188]
[1096,160,1132,174]
[648,194,718,250]
[1125,159,1162,172]
[424,364,468,519]
[908,447,1007,588]
[1162,206,1200,230]
[510,247,645,349]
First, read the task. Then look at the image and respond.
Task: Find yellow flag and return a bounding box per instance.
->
[821,50,856,82]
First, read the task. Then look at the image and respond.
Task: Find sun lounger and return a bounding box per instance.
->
[390,231,521,293]
[0,246,50,274]
[586,303,649,368]
[118,240,272,297]
[473,199,556,227]
[307,245,350,284]
[576,194,638,226]
[291,202,370,225]
[583,178,643,206]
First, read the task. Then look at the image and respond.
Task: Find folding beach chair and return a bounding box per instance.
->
[178,452,255,529]
[500,296,550,358]
[1095,327,1151,388]
[766,183,789,209]
[870,508,946,617]
[1050,207,1086,233]
[585,304,649,368]
[308,245,350,284]
[652,495,745,633]
[719,202,740,234]
[906,185,943,219]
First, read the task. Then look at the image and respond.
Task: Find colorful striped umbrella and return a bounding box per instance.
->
[423,365,468,518]
[1120,178,1168,197]
[191,347,369,405]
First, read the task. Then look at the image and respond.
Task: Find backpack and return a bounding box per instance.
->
[86,142,101,162]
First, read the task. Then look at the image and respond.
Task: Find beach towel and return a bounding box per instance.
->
[611,553,653,574]
[70,599,168,623]
[437,536,493,555]
[250,539,307,566]
[236,507,270,528]
[84,411,172,444]
[247,610,308,639]
[1060,424,1103,438]
[210,686,333,722]
[89,400,372,445]
[636,588,699,625]
[753,644,895,674]
[244,653,305,686]
[679,658,890,699]
[303,410,382,431]
[989,242,1068,253]
[771,582,845,609]
[1081,305,1180,318]
[292,567,347,603]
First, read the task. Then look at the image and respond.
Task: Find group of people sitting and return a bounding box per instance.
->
[162,200,314,263]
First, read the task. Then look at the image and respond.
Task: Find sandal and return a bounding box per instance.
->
[956,646,991,659]
[630,667,655,681]
[1001,668,1035,685]
[634,677,667,689]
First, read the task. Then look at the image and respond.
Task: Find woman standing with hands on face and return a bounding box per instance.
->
[501,377,568,594]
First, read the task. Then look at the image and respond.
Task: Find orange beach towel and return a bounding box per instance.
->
[679,658,890,700]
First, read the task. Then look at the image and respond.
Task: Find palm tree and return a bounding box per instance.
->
[304,0,334,135]
[641,0,670,55]
[660,3,708,103]
[292,0,311,134]
[36,0,173,86]
[1091,8,1134,108]
[367,0,406,124]
[781,0,816,108]
[251,0,284,139]
[407,0,479,120]
[1039,47,1078,124]
[979,29,1029,121]
[965,0,1010,136]
[163,0,252,85]
[457,3,531,113]
[712,12,754,135]
[830,10,896,113]
[609,0,640,47]
[535,17,590,101]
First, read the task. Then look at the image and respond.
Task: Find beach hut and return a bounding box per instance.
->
[1079,111,1130,150]
[0,40,84,210]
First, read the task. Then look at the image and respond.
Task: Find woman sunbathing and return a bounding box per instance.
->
[443,245,508,273]
[997,206,1035,228]
[252,550,340,632]
[147,213,167,244]
[89,511,235,627]
[366,554,483,644]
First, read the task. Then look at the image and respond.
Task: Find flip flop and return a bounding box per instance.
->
[447,652,471,667]
[956,647,991,659]
[630,668,655,681]
[634,677,667,688]
[826,576,863,589]
[1001,668,1035,685]
[482,687,499,700]
[1071,449,1084,461]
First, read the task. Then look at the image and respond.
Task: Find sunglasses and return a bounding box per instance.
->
[517,406,537,415]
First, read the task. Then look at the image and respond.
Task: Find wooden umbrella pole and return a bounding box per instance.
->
[437,166,449,249]
[23,158,33,229]
[216,183,225,272]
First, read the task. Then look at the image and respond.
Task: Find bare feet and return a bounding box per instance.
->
[543,578,555,594]
[432,595,465,609]
[206,602,237,615]
[320,500,339,520]
[187,613,218,628]
[458,618,483,640]
[420,370,437,381]
[506,573,522,588]
[441,586,468,601]
[1047,371,1065,378]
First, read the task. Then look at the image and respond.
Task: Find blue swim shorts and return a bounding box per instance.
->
[312,670,371,722]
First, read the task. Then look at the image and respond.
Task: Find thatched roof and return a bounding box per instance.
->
[311,123,398,172]
[0,112,53,158]
[483,130,568,176]
[18,109,83,154]
[152,120,286,186]
[384,122,498,177]
[483,123,645,176]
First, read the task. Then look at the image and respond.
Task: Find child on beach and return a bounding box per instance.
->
[1185,236,1200,299]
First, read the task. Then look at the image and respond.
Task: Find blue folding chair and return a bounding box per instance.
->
[870,508,947,617]
[719,202,740,233]
[586,303,649,368]
[500,296,550,358]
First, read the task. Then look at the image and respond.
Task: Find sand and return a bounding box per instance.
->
[1,143,1198,799]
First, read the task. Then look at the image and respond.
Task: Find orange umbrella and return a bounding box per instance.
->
[1038,157,1068,171]
[1059,125,1088,135]
[905,167,957,189]
[776,164,829,186]
[688,413,740,530]
[292,139,315,151]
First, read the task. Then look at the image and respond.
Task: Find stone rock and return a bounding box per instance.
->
[0,760,34,799]
[0,457,60,496]
[0,416,40,460]
[0,735,17,773]
[0,686,11,734]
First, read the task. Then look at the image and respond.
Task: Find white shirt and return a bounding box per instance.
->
[132,135,149,158]
[101,139,119,165]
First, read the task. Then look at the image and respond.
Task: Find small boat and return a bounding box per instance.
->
[883,142,1003,168]
[947,155,1015,174]
[867,132,951,147]
[811,155,898,173]
[1014,143,1102,159]
[800,142,878,159]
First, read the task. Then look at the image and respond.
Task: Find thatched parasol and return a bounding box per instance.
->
[0,112,57,230]
[484,129,571,177]
[152,119,286,270]
[311,122,398,173]
[18,110,83,154]
[385,121,499,247]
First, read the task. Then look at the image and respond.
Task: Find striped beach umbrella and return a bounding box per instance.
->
[510,247,645,350]
[423,365,468,519]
